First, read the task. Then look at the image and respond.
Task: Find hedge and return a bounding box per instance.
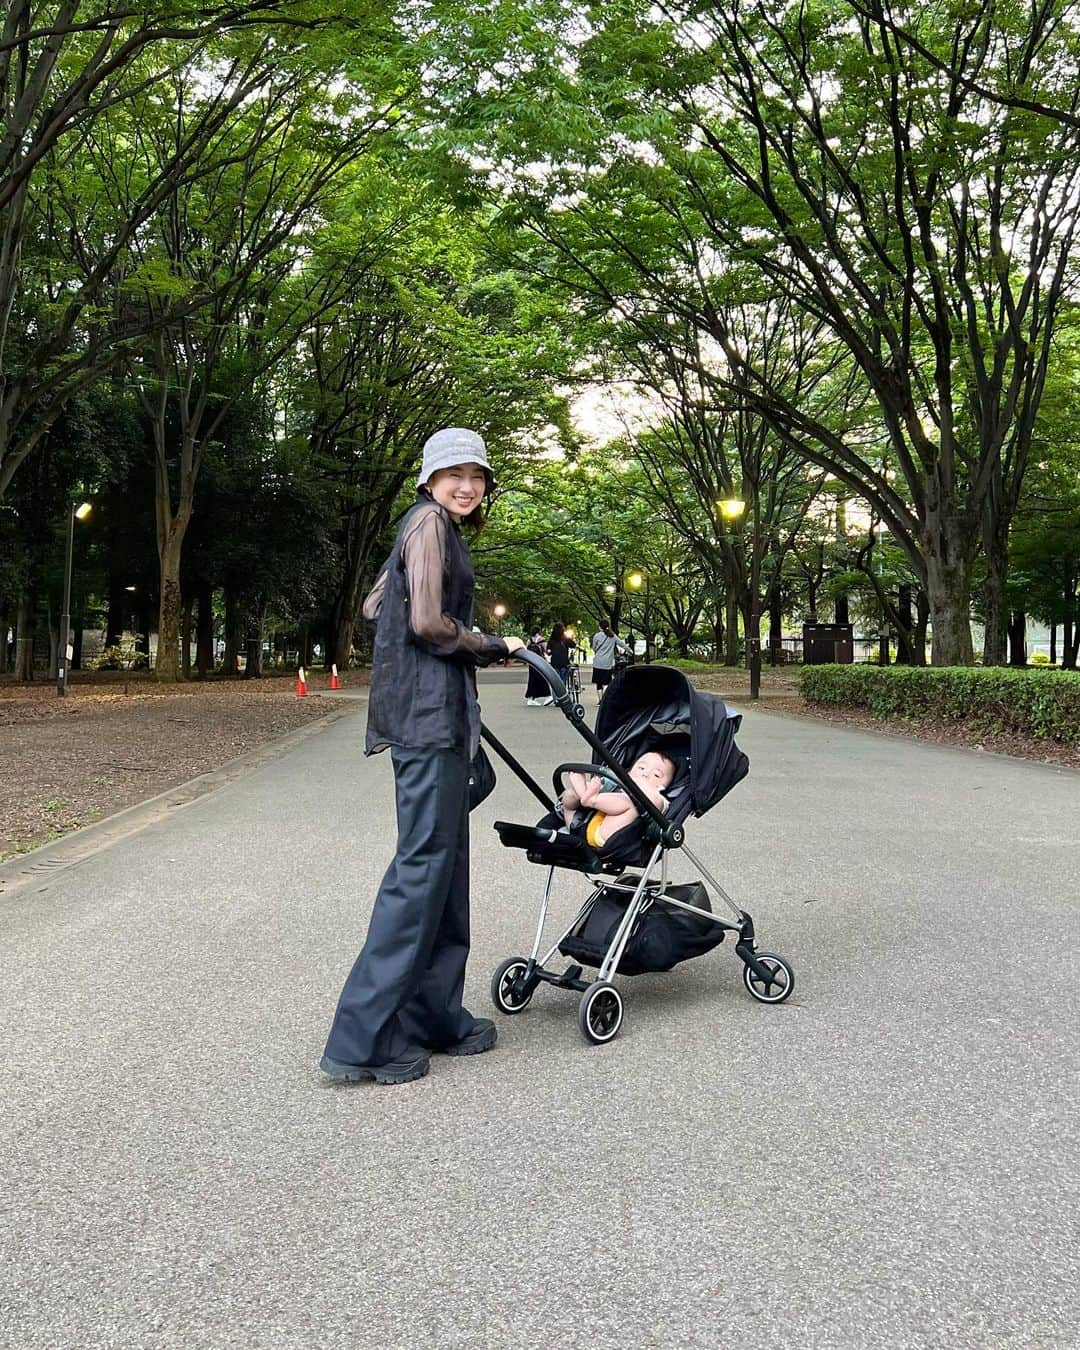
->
[799,665,1080,742]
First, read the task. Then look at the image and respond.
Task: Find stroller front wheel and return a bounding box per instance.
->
[742,951,795,1004]
[578,981,624,1045]
[492,957,535,1014]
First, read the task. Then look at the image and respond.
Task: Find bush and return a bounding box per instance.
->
[95,633,148,672]
[1029,651,1052,666]
[799,664,1080,742]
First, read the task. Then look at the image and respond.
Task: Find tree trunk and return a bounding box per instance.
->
[329,604,356,672]
[768,591,782,665]
[0,604,8,672]
[922,525,974,666]
[834,592,850,625]
[181,594,193,678]
[1062,618,1076,670]
[196,582,214,677]
[244,599,266,679]
[222,586,242,677]
[244,635,263,678]
[724,590,740,665]
[982,527,1009,666]
[1007,611,1027,667]
[155,522,187,682]
[14,590,34,682]
[72,618,83,671]
[1050,623,1057,665]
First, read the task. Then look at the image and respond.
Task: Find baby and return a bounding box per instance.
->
[561,750,676,849]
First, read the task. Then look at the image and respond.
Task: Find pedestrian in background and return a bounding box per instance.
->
[524,631,552,705]
[590,620,629,702]
[321,428,524,1086]
[547,622,576,689]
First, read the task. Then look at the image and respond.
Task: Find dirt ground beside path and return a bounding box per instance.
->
[0,672,365,858]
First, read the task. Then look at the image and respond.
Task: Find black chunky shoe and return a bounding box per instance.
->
[319,1052,430,1085]
[441,1019,497,1057]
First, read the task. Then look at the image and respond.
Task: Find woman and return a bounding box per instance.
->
[590,619,629,702]
[321,428,523,1086]
[547,622,576,690]
[524,631,551,705]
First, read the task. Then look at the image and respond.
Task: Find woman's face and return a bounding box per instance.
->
[427,463,488,520]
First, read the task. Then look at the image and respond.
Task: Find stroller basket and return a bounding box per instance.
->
[559,880,723,977]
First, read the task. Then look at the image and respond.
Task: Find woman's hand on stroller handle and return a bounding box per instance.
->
[502,635,525,653]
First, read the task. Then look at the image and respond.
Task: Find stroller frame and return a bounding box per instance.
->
[484,651,794,1044]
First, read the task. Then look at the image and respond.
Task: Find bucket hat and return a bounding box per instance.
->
[417,428,493,490]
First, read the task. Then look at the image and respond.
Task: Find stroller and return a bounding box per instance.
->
[480,651,794,1044]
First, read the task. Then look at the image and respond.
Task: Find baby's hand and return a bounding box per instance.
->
[581,775,602,805]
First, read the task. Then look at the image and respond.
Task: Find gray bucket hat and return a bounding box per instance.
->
[417,427,494,490]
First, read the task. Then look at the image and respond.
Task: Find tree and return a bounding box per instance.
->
[0,11,338,498]
[443,0,1080,664]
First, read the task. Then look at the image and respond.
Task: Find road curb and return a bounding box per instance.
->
[0,699,363,902]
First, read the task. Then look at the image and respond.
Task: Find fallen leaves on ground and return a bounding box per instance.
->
[0,673,366,857]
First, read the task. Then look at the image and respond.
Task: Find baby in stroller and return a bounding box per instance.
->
[561,750,676,849]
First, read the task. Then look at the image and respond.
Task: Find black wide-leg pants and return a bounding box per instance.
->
[323,746,477,1066]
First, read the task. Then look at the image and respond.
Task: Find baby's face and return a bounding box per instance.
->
[630,752,674,789]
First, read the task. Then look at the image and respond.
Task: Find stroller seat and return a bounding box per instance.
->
[493,815,657,874]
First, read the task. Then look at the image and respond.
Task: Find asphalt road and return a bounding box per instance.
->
[1,673,1078,1349]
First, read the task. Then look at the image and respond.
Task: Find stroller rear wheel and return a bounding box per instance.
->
[578,981,624,1045]
[742,951,794,1004]
[491,957,535,1014]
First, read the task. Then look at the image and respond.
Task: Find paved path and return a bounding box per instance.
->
[1,675,1078,1349]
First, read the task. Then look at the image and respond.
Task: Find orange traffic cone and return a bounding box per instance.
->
[296,665,308,697]
[330,663,340,690]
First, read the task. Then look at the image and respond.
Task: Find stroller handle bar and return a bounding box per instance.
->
[506,650,679,843]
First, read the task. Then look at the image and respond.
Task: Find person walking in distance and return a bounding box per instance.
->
[524,631,551,705]
[547,622,576,691]
[321,428,524,1085]
[590,619,629,702]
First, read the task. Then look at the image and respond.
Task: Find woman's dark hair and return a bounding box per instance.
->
[549,622,566,644]
[599,620,612,634]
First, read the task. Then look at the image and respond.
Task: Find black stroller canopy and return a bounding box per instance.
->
[594,665,748,817]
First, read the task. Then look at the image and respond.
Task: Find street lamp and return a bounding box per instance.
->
[716,496,761,700]
[57,500,92,697]
[493,602,507,637]
[625,572,654,662]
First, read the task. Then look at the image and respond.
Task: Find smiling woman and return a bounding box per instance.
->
[320,428,525,1086]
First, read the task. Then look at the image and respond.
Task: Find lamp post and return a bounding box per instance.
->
[627,571,652,662]
[493,602,507,637]
[717,495,761,700]
[57,500,92,697]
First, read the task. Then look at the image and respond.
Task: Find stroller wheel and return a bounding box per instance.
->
[742,951,795,1004]
[492,957,534,1015]
[578,981,624,1045]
